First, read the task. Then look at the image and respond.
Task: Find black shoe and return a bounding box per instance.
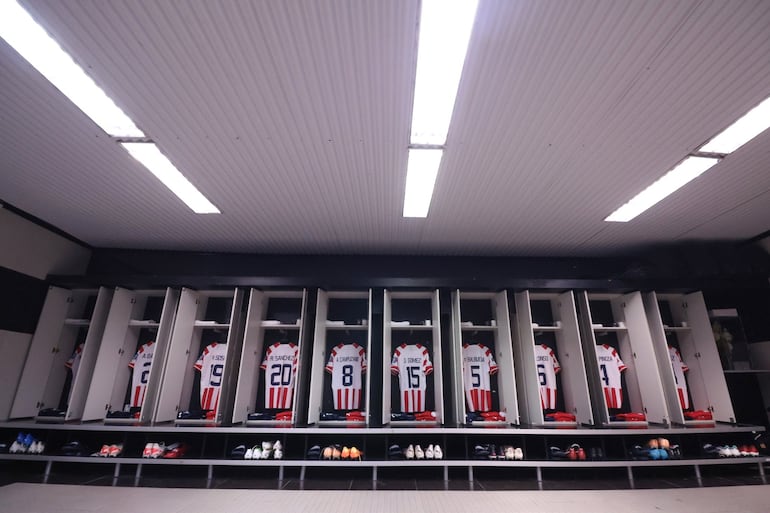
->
[177,410,207,420]
[307,445,322,459]
[61,441,89,457]
[391,413,416,422]
[629,445,650,460]
[702,444,719,458]
[248,412,276,421]
[465,412,483,424]
[230,445,246,459]
[473,445,490,459]
[38,408,65,417]
[106,411,133,419]
[669,445,682,459]
[549,446,568,460]
[388,444,404,459]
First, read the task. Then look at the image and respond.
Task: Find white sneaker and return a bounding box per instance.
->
[405,444,415,460]
[253,447,263,459]
[514,447,524,461]
[434,445,443,459]
[273,448,283,460]
[34,442,46,455]
[415,445,424,459]
[273,440,282,451]
[504,446,515,460]
[142,443,153,458]
[9,441,21,454]
[244,447,254,459]
[730,445,741,457]
[262,441,273,451]
[717,446,731,458]
[261,447,271,459]
[425,444,434,459]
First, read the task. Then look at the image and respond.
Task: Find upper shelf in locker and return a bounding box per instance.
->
[260,320,301,329]
[390,320,433,331]
[460,321,497,331]
[325,320,368,330]
[662,324,691,333]
[128,319,160,328]
[590,322,627,332]
[531,322,562,332]
[63,318,91,327]
[193,320,231,328]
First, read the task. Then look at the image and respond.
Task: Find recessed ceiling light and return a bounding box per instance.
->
[403,148,443,218]
[699,96,770,154]
[0,0,143,137]
[605,156,718,222]
[122,143,220,214]
[409,0,479,146]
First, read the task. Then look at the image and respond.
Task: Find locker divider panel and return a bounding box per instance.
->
[513,291,539,424]
[684,292,737,423]
[9,286,72,419]
[65,287,113,421]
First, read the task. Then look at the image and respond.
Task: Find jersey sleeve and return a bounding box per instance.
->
[325,346,337,373]
[486,345,499,375]
[128,346,140,369]
[422,345,434,375]
[65,344,83,369]
[360,346,367,373]
[194,346,207,371]
[614,350,627,373]
[551,348,561,374]
[390,348,401,375]
[260,344,272,370]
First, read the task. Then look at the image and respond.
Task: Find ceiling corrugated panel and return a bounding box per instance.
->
[0,0,768,255]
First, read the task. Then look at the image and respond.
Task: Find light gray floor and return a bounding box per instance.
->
[0,482,768,513]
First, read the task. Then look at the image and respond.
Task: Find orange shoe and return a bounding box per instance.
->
[341,446,350,459]
[350,447,362,460]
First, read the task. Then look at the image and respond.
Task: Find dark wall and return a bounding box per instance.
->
[0,266,48,333]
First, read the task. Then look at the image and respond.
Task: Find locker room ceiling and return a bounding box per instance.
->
[1,0,769,257]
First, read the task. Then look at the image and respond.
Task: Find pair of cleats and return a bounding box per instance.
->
[275,411,293,422]
[244,441,283,459]
[95,444,123,457]
[404,444,443,460]
[10,433,44,454]
[706,444,756,458]
[142,442,166,458]
[477,445,523,460]
[549,444,586,461]
[321,445,362,460]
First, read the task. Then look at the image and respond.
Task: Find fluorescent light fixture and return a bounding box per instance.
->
[0,0,143,137]
[410,0,479,145]
[605,156,718,222]
[699,96,770,154]
[403,148,443,217]
[122,143,220,214]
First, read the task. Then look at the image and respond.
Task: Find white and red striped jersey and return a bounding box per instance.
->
[535,344,561,410]
[65,343,85,382]
[462,343,498,412]
[595,344,627,409]
[128,341,154,407]
[390,343,433,413]
[325,343,367,410]
[194,342,227,411]
[260,342,299,410]
[669,346,690,410]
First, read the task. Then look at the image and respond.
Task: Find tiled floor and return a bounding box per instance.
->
[1,481,769,513]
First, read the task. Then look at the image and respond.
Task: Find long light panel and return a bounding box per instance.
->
[403,0,479,218]
[0,0,142,137]
[699,96,770,154]
[606,93,770,222]
[605,157,718,222]
[0,0,219,214]
[122,143,220,214]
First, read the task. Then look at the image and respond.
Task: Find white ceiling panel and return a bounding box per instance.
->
[0,0,768,256]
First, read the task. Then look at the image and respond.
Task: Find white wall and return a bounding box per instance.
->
[0,206,91,279]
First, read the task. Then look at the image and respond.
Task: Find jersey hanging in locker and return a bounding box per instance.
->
[391,343,433,413]
[462,343,498,412]
[325,343,367,410]
[194,342,227,411]
[261,342,299,410]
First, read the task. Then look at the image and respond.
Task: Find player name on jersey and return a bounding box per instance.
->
[325,343,367,410]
